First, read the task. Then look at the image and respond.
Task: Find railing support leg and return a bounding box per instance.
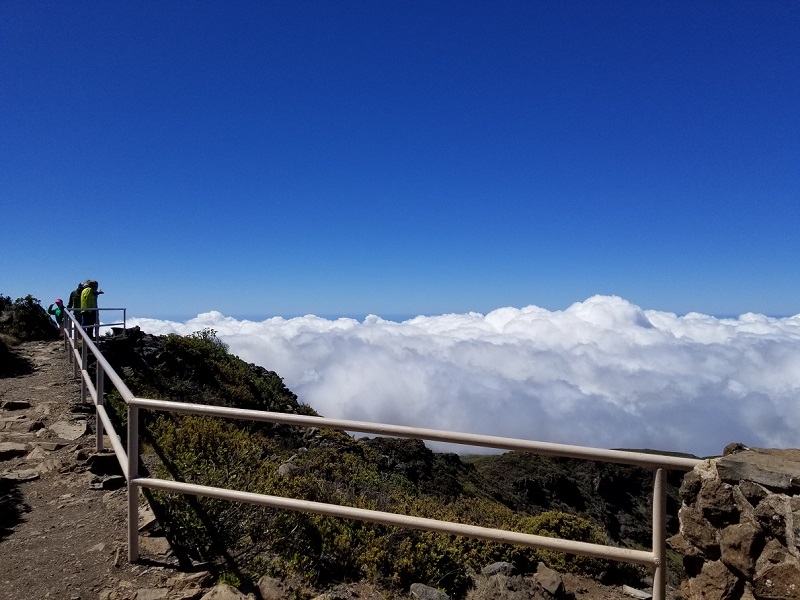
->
[80,341,88,403]
[95,366,105,452]
[128,405,140,563]
[71,322,80,376]
[652,468,667,600]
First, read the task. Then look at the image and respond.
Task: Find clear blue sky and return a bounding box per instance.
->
[2,1,798,320]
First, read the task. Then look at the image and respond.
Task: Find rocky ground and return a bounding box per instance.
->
[0,339,679,600]
[0,339,210,599]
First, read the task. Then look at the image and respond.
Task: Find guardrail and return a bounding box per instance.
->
[65,307,127,343]
[62,310,701,600]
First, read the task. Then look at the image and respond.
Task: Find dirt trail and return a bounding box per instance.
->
[0,340,199,600]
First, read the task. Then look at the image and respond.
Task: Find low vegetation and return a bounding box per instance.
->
[0,294,58,376]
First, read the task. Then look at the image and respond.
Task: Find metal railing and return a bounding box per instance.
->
[66,307,127,343]
[61,309,701,600]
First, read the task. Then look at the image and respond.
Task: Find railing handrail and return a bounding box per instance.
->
[60,313,701,600]
[130,397,700,471]
[65,306,127,341]
[136,477,657,565]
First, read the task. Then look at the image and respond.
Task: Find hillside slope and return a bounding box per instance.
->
[94,326,690,597]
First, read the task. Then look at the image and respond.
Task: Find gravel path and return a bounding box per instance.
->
[0,340,206,600]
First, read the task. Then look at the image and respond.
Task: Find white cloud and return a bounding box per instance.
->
[128,296,800,457]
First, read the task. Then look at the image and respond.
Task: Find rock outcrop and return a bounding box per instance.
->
[670,445,800,600]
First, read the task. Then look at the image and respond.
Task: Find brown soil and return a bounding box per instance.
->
[0,340,192,600]
[0,340,680,600]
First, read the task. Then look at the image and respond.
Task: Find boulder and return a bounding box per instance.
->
[696,477,738,526]
[481,561,515,576]
[534,562,566,597]
[258,575,289,600]
[86,451,123,475]
[0,441,27,460]
[719,522,765,578]
[716,449,800,491]
[680,560,741,600]
[752,559,800,600]
[680,505,720,559]
[166,571,212,593]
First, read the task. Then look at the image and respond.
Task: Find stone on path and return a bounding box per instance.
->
[534,562,566,597]
[139,535,173,557]
[0,441,28,460]
[200,583,256,599]
[0,400,31,410]
[32,441,66,451]
[25,446,48,460]
[131,589,169,600]
[1,468,40,481]
[1,416,43,432]
[622,585,653,599]
[50,419,87,440]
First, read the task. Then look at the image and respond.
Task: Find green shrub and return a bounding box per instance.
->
[0,294,58,341]
[514,511,608,575]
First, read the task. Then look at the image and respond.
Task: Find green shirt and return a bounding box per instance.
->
[48,304,65,323]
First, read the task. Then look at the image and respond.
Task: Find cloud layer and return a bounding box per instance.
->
[128,296,800,457]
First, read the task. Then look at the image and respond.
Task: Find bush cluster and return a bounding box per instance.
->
[0,294,59,342]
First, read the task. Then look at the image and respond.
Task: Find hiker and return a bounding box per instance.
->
[47,298,66,332]
[80,280,104,339]
[67,282,85,324]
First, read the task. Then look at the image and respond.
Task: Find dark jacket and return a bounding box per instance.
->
[68,285,85,316]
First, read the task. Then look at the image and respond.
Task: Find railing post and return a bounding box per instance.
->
[80,339,88,403]
[652,468,667,600]
[71,321,79,376]
[127,404,140,563]
[95,365,105,452]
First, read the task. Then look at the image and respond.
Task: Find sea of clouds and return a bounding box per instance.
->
[127,295,800,457]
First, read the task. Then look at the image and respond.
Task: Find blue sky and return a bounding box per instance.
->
[2,1,799,320]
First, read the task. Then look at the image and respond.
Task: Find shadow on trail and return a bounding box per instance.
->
[0,478,29,540]
[0,349,34,377]
[0,343,34,377]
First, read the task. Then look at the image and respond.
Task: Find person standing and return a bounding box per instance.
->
[67,282,85,324]
[47,298,66,333]
[80,280,104,339]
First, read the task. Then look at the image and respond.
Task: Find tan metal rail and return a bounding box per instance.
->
[61,311,701,600]
[66,306,127,343]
